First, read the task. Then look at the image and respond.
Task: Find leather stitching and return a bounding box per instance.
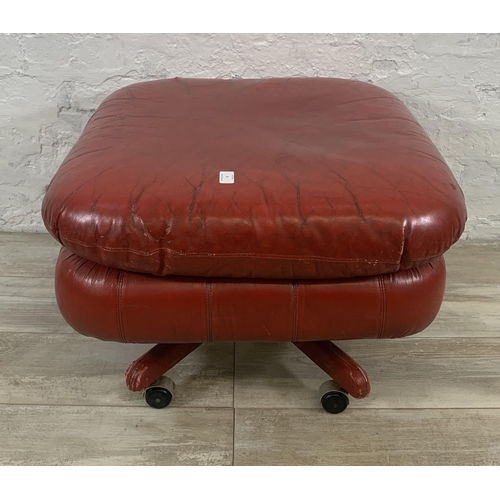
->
[116,271,126,343]
[401,252,446,262]
[206,281,213,342]
[292,282,299,342]
[59,236,447,264]
[59,236,399,263]
[377,275,387,339]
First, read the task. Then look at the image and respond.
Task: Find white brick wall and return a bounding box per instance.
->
[1,33,499,239]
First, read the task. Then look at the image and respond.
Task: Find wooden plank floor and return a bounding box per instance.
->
[0,233,499,465]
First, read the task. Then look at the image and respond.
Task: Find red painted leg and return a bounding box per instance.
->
[125,343,201,392]
[293,341,371,398]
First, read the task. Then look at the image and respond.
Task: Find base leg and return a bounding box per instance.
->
[125,343,201,392]
[293,340,371,399]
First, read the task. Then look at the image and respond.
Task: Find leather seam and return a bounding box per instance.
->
[206,281,213,342]
[58,236,447,264]
[400,252,446,262]
[377,275,387,339]
[116,271,126,343]
[59,237,399,264]
[292,281,299,342]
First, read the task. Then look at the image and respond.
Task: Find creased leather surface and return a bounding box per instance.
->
[55,248,446,343]
[42,78,466,279]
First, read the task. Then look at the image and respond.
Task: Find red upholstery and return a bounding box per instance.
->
[42,78,466,280]
[55,247,445,344]
[41,78,467,408]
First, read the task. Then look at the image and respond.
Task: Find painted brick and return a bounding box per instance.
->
[1,33,498,238]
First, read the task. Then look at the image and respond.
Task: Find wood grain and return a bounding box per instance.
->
[234,408,500,465]
[419,283,500,338]
[0,233,60,278]
[0,276,56,299]
[0,334,234,408]
[0,405,233,465]
[445,243,500,285]
[234,340,500,409]
[0,276,71,334]
[1,233,499,465]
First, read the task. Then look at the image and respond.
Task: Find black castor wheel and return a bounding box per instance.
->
[321,390,349,414]
[145,387,172,409]
[319,380,349,414]
[144,376,175,409]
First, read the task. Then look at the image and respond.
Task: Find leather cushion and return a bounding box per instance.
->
[42,78,466,279]
[55,247,446,343]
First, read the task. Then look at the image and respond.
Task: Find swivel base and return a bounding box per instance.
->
[125,341,370,413]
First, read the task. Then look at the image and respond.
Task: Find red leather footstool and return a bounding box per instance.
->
[42,78,467,413]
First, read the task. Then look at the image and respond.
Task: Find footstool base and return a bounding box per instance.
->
[41,77,467,415]
[55,248,446,344]
[126,340,369,413]
[293,341,370,398]
[125,343,201,392]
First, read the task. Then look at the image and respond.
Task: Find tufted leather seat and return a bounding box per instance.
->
[42,78,466,280]
[55,247,446,344]
[42,78,467,412]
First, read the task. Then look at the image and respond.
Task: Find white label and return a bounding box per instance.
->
[219,171,234,184]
